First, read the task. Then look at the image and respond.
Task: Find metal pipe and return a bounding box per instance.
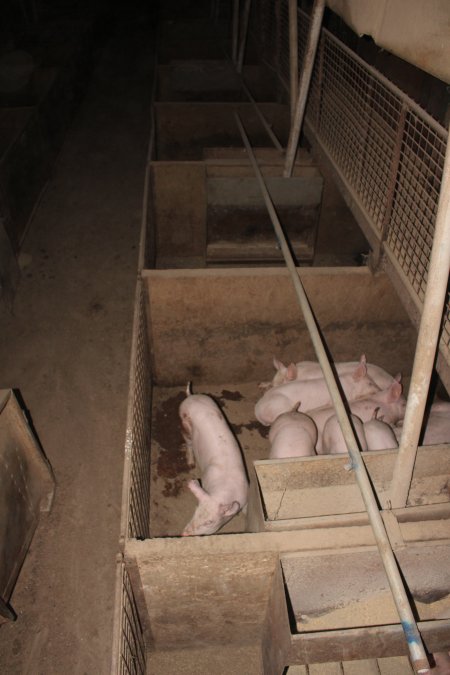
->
[284,0,325,178]
[235,111,430,674]
[138,44,158,273]
[237,0,251,73]
[232,0,240,64]
[240,80,283,151]
[288,0,299,124]
[390,131,450,509]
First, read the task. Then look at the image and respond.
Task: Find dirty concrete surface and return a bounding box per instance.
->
[0,10,154,674]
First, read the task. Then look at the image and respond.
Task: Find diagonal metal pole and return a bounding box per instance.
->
[284,0,325,177]
[235,111,430,674]
[232,0,240,64]
[240,79,283,151]
[237,0,251,73]
[390,130,450,509]
[289,0,299,124]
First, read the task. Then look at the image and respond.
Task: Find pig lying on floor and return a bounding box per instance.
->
[263,354,397,390]
[179,387,248,536]
[255,355,380,425]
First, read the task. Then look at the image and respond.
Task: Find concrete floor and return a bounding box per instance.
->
[0,12,153,674]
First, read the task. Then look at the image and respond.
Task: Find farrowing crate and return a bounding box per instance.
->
[113,267,450,674]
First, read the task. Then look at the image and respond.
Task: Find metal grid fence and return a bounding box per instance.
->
[112,562,146,675]
[121,279,152,542]
[251,0,449,367]
[114,280,151,673]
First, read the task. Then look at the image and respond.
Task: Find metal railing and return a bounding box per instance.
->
[111,561,146,675]
[251,0,449,370]
[119,280,152,545]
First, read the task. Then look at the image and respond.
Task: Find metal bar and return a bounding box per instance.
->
[235,111,430,675]
[284,0,325,177]
[219,10,283,151]
[240,79,283,151]
[390,130,450,509]
[237,0,251,73]
[232,0,240,64]
[289,0,299,124]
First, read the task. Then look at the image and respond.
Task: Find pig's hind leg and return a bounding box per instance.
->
[180,415,196,468]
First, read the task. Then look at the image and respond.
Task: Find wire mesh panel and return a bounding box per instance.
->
[309,34,407,233]
[278,0,290,85]
[121,280,152,542]
[387,113,446,299]
[112,562,146,675]
[251,1,449,369]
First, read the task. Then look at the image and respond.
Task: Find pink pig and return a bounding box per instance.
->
[179,391,248,536]
[363,416,398,451]
[309,378,405,453]
[322,413,368,454]
[255,355,379,426]
[343,378,406,425]
[269,411,317,459]
[267,355,396,390]
[394,401,450,446]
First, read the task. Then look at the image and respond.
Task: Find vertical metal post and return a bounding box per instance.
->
[390,130,450,509]
[237,0,252,73]
[232,0,240,64]
[284,0,325,177]
[289,0,299,124]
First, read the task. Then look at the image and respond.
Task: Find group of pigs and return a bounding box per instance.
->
[179,355,450,537]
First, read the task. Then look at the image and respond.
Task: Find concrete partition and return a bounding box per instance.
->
[247,446,450,530]
[142,267,417,386]
[149,149,323,266]
[125,531,450,668]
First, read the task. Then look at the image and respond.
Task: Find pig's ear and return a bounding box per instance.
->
[286,363,297,380]
[387,380,403,402]
[273,357,285,373]
[220,501,240,518]
[394,372,402,382]
[353,355,368,380]
[187,479,208,503]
